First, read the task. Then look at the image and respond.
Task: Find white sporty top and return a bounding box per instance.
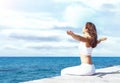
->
[78,42,93,56]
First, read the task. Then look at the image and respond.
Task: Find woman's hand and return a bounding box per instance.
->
[100,37,107,41]
[66,30,87,42]
[67,30,74,35]
[97,37,107,44]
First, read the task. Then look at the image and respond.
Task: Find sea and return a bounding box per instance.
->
[0,57,120,83]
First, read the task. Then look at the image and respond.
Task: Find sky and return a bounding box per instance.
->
[0,0,120,57]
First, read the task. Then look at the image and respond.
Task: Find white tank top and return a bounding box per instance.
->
[78,42,93,56]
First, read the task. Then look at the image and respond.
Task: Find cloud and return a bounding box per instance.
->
[27,45,77,50]
[0,28,78,54]
[62,0,120,30]
[63,3,95,28]
[0,0,53,12]
[0,10,55,29]
[26,44,78,56]
[9,33,60,42]
[2,45,21,50]
[0,0,120,56]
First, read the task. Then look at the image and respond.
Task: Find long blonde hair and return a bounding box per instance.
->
[85,22,97,48]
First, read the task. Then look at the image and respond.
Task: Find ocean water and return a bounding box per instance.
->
[0,57,120,83]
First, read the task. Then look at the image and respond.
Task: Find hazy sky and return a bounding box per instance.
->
[0,0,120,57]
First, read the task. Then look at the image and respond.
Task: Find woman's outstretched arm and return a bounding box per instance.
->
[67,30,87,42]
[97,37,107,44]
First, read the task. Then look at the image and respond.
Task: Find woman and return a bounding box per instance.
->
[61,22,107,76]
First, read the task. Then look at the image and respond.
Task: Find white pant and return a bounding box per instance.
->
[61,63,95,76]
